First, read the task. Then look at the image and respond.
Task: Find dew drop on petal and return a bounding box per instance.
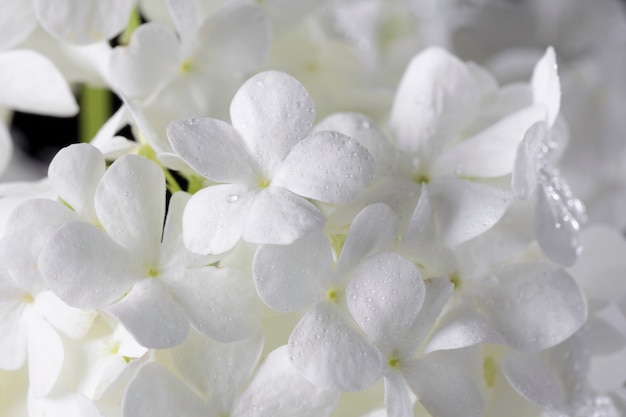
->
[226,194,239,203]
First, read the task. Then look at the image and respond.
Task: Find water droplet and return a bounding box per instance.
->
[226,194,239,203]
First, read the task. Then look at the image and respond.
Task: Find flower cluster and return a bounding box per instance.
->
[1,1,626,417]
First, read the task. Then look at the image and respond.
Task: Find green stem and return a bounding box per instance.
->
[79,86,111,142]
[119,7,142,46]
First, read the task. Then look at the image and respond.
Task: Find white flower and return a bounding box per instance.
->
[167,70,375,254]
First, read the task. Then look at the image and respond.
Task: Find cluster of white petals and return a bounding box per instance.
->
[2,1,626,417]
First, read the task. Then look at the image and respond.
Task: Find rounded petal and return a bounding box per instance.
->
[389,47,480,155]
[110,22,180,98]
[234,345,340,417]
[273,131,375,205]
[167,117,260,184]
[182,184,254,254]
[404,355,484,417]
[244,187,325,246]
[40,222,141,309]
[48,143,105,222]
[106,279,189,349]
[166,267,260,343]
[0,50,78,116]
[336,203,398,277]
[479,264,587,351]
[0,304,27,370]
[230,71,315,172]
[428,177,513,247]
[347,252,424,349]
[288,303,383,392]
[253,230,334,312]
[384,372,413,417]
[34,291,96,339]
[95,155,165,266]
[122,362,208,417]
[34,0,136,45]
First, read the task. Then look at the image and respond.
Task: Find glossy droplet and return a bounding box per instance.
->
[226,194,239,203]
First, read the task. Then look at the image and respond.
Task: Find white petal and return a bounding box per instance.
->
[167,117,260,184]
[253,230,334,312]
[0,303,26,370]
[0,0,36,50]
[230,71,315,173]
[288,303,383,392]
[182,184,254,254]
[389,47,480,155]
[170,330,263,414]
[0,50,78,115]
[336,203,398,277]
[165,267,260,343]
[0,121,11,176]
[532,47,560,127]
[34,291,96,339]
[423,305,505,353]
[166,0,203,44]
[384,372,413,417]
[401,187,437,250]
[195,4,270,75]
[244,187,324,245]
[347,252,424,350]
[501,352,569,416]
[34,0,135,44]
[105,279,189,349]
[273,131,375,204]
[95,155,165,266]
[432,105,546,178]
[479,264,587,351]
[401,276,453,358]
[234,345,340,417]
[534,182,582,267]
[48,143,105,222]
[40,222,141,309]
[90,106,137,158]
[26,310,64,398]
[404,355,484,417]
[512,121,550,199]
[122,362,208,417]
[109,22,180,98]
[428,177,513,247]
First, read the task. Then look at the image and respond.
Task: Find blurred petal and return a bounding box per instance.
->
[34,0,135,45]
[122,362,208,417]
[512,121,550,199]
[273,131,375,204]
[384,372,413,417]
[109,22,180,98]
[0,50,78,115]
[26,310,64,398]
[0,0,36,50]
[0,121,11,176]
[532,47,560,127]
